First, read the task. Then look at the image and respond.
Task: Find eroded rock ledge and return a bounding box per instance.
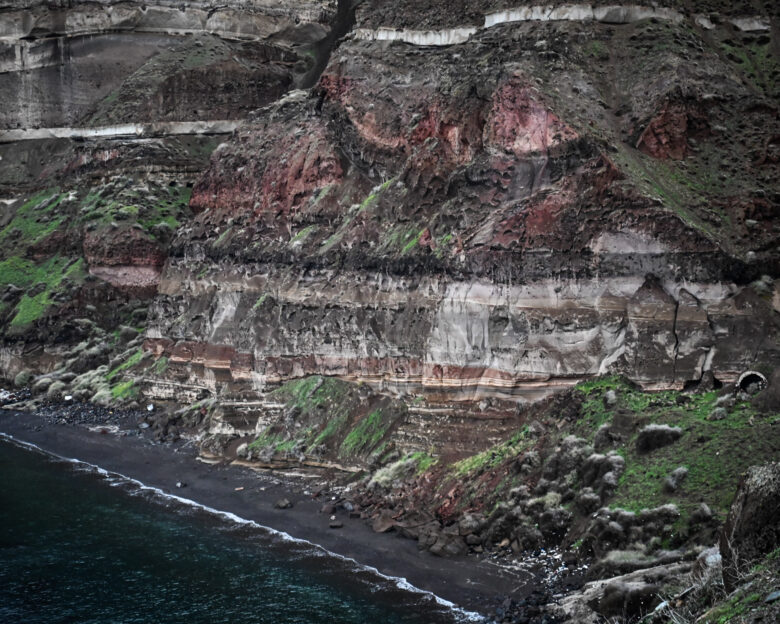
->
[143,265,776,403]
[353,5,770,47]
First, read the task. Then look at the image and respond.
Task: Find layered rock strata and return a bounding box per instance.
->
[0,0,334,128]
[145,5,780,408]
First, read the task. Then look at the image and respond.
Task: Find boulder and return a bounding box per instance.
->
[458,512,485,536]
[46,380,67,400]
[593,424,621,451]
[428,527,467,557]
[543,435,593,481]
[14,369,32,388]
[715,394,736,408]
[595,580,661,620]
[274,498,293,509]
[553,562,691,624]
[663,466,689,493]
[587,548,685,580]
[118,325,139,343]
[32,377,53,394]
[576,488,602,514]
[539,506,573,541]
[690,502,713,524]
[372,510,396,533]
[636,424,682,452]
[720,462,780,591]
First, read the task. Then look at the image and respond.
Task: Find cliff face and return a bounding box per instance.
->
[0,0,333,369]
[0,1,778,436]
[145,1,779,411]
[1,1,779,423]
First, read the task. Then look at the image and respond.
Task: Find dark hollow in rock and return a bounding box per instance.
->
[737,370,768,395]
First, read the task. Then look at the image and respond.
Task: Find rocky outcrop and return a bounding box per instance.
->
[720,462,780,591]
[552,561,692,623]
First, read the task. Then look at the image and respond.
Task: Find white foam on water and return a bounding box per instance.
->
[0,432,485,622]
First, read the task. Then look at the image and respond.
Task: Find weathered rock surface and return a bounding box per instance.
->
[0,0,332,128]
[139,2,779,410]
[720,462,780,591]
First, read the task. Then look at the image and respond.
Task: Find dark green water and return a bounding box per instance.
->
[0,439,478,624]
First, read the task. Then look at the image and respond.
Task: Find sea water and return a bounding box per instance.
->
[0,439,481,624]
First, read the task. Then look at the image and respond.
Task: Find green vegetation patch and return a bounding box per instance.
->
[402,229,426,254]
[610,144,719,240]
[318,178,397,253]
[382,224,426,255]
[341,408,393,456]
[289,225,316,245]
[452,426,532,476]
[721,39,778,97]
[0,189,67,249]
[705,591,761,624]
[610,397,771,520]
[252,293,270,310]
[410,451,437,474]
[359,177,395,212]
[3,256,86,328]
[583,39,609,60]
[77,181,192,237]
[251,377,407,462]
[111,380,137,400]
[248,428,287,451]
[268,376,354,452]
[107,348,145,381]
[433,233,453,258]
[153,356,169,375]
[572,376,776,524]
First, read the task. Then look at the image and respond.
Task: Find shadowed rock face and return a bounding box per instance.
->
[0,0,335,353]
[720,462,780,591]
[0,0,333,128]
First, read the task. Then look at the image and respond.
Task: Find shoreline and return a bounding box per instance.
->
[0,409,539,618]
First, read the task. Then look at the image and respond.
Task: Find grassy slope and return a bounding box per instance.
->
[247,376,405,464]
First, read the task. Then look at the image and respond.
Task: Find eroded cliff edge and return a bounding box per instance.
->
[1,1,780,622]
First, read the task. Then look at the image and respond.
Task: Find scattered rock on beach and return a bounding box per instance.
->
[274,498,293,509]
[372,510,396,533]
